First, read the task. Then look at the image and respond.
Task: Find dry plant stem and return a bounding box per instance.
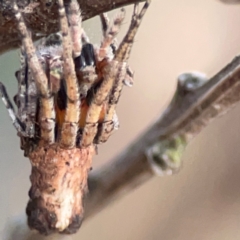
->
[85,55,240,218]
[0,0,145,55]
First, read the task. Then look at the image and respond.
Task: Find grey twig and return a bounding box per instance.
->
[218,0,240,3]
[0,0,144,55]
[85,56,240,218]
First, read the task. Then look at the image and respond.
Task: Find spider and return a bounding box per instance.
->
[0,0,150,235]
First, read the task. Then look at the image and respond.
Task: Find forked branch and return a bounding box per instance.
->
[2,0,240,236]
[85,56,240,218]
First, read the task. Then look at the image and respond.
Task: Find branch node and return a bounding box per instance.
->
[172,71,209,105]
[146,135,187,176]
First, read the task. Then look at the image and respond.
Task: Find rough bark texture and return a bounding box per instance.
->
[26,144,95,235]
[0,0,144,55]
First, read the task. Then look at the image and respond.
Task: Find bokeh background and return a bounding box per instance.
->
[2,0,240,239]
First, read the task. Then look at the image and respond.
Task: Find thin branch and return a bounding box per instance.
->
[6,57,240,239]
[85,56,240,218]
[2,0,240,234]
[0,0,144,55]
[218,0,240,3]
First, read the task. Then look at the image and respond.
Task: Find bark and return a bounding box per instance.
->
[27,144,95,235]
[0,0,144,55]
[2,0,240,237]
[86,57,240,218]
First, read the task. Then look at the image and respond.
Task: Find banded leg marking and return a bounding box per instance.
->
[13,1,55,144]
[97,1,151,143]
[58,0,80,148]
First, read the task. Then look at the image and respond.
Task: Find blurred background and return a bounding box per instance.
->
[1,0,240,239]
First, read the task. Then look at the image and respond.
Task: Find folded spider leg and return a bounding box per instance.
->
[79,9,126,147]
[68,0,96,99]
[96,1,151,143]
[13,1,55,144]
[98,8,125,60]
[69,0,82,58]
[0,82,26,134]
[75,44,98,99]
[100,13,110,36]
[58,0,80,148]
[115,0,151,62]
[21,47,39,138]
[99,11,134,88]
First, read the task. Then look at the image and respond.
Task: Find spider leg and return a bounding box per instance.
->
[75,43,97,98]
[0,82,26,134]
[80,9,127,147]
[96,0,151,143]
[95,62,126,143]
[123,66,134,86]
[100,13,110,36]
[115,1,151,62]
[58,0,80,148]
[68,0,82,58]
[100,11,134,88]
[98,9,125,60]
[74,29,97,99]
[80,60,116,147]
[15,46,39,138]
[1,47,38,139]
[13,2,55,144]
[15,48,28,118]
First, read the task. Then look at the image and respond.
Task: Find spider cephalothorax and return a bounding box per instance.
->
[0,0,150,235]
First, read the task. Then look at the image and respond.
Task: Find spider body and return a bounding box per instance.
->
[0,0,150,235]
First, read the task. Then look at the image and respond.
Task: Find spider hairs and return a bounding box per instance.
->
[0,0,151,235]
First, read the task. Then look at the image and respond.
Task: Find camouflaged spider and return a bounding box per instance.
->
[0,0,150,235]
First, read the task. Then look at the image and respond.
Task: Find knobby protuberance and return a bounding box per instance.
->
[27,144,95,235]
[0,0,150,235]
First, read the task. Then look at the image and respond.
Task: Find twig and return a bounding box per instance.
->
[218,0,240,3]
[2,0,240,234]
[85,56,240,218]
[0,0,144,55]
